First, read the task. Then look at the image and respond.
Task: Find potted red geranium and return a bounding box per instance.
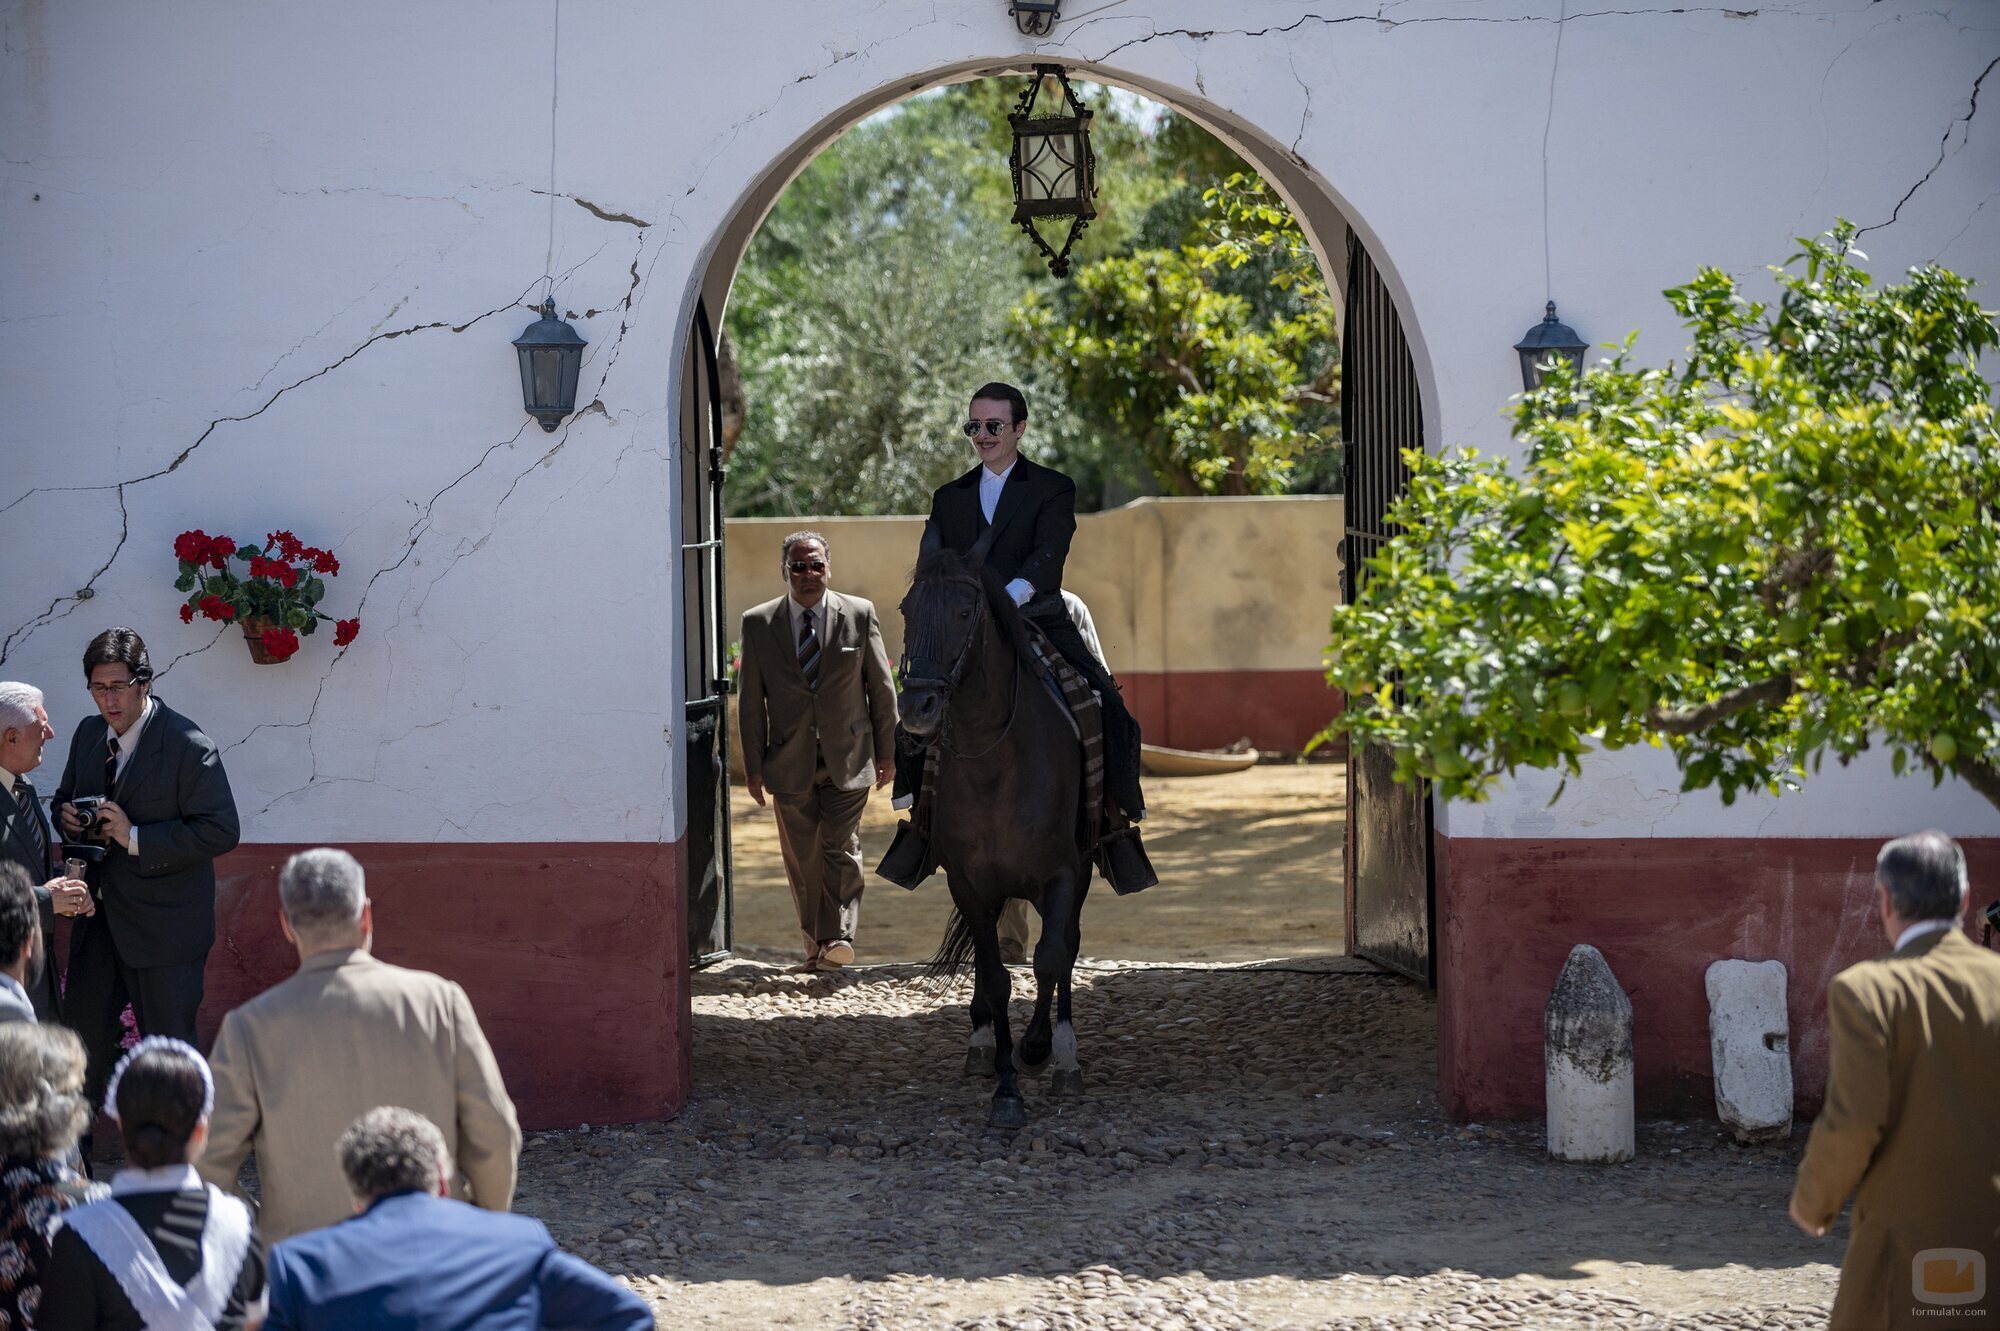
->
[173,528,360,664]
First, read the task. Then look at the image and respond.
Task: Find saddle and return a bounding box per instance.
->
[877,618,1155,894]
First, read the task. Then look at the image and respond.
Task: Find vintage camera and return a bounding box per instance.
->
[69,795,108,838]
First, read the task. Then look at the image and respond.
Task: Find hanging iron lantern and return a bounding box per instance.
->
[1008,0,1060,35]
[1009,63,1097,278]
[1513,300,1588,394]
[512,298,587,432]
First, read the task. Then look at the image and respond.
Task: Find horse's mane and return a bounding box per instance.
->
[909,548,1040,665]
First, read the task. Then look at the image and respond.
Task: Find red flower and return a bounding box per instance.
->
[260,627,300,662]
[312,550,340,576]
[267,530,303,560]
[174,530,209,564]
[179,603,195,624]
[333,618,360,647]
[206,535,236,569]
[198,594,236,622]
[248,554,297,587]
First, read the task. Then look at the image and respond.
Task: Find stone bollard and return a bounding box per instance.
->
[1544,944,1635,1163]
[1705,958,1793,1143]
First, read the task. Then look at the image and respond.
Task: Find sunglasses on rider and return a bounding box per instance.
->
[961,419,1014,438]
[787,559,828,573]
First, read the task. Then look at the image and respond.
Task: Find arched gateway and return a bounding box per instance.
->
[4,4,1993,1130]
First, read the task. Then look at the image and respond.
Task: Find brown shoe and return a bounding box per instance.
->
[816,941,854,970]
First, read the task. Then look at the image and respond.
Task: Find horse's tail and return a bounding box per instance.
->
[926,908,976,982]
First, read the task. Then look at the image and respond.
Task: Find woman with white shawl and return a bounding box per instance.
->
[38,1037,265,1330]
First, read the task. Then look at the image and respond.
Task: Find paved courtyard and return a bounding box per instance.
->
[515,959,1841,1329]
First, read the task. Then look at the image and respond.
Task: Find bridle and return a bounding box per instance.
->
[901,572,1021,759]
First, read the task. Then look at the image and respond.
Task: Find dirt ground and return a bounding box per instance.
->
[728,762,1348,965]
[514,960,1839,1330]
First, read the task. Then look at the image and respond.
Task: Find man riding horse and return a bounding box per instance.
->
[879,381,1155,893]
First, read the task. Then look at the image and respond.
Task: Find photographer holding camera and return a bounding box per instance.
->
[53,628,239,1120]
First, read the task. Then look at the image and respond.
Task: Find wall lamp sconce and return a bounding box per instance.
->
[1009,1,1060,36]
[513,299,587,432]
[1513,301,1587,395]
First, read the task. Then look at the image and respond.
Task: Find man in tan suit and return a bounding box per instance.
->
[739,530,897,971]
[200,847,521,1242]
[1791,829,2000,1330]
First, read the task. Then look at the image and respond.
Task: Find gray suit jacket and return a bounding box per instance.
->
[0,974,35,1024]
[738,589,897,798]
[0,773,60,1020]
[52,697,239,967]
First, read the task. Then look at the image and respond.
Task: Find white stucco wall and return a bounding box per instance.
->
[2,1,1994,846]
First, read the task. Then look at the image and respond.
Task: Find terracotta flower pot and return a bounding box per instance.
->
[240,616,283,665]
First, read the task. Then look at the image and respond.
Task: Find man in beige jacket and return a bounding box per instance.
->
[1790,829,2000,1330]
[200,847,521,1242]
[738,530,897,972]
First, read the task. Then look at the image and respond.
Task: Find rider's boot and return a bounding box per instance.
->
[876,818,934,890]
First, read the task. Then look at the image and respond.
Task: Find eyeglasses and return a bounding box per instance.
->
[961,419,1013,438]
[787,560,828,573]
[87,679,141,698]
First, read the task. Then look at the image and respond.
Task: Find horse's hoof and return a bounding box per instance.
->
[988,1096,1027,1130]
[1050,1068,1085,1098]
[965,1046,996,1078]
[1014,1045,1050,1073]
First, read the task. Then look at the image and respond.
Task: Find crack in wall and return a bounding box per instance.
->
[1076,3,1799,62]
[1856,53,1997,240]
[0,288,540,669]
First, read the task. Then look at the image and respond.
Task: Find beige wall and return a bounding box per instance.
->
[725,496,1344,676]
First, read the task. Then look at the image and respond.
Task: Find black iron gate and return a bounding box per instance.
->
[1341,234,1435,985]
[682,298,733,968]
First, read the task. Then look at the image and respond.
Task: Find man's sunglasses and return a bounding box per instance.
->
[787,559,828,573]
[961,419,1014,438]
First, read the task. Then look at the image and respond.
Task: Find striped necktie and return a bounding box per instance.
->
[798,608,821,692]
[105,734,120,798]
[15,780,47,872]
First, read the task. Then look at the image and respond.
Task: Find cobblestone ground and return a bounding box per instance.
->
[515,960,1840,1330]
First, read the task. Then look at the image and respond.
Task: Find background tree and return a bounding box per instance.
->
[725,83,1342,513]
[1322,226,2000,812]
[1011,173,1340,496]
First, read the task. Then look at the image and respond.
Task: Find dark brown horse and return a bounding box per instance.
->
[898,550,1092,1129]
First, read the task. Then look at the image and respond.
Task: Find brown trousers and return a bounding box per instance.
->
[772,780,867,949]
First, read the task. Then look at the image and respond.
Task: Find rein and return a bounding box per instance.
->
[904,574,1022,761]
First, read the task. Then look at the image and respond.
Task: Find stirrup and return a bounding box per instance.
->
[875,819,934,891]
[1097,826,1157,895]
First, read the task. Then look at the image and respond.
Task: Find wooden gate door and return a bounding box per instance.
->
[1341,235,1436,985]
[682,298,734,967]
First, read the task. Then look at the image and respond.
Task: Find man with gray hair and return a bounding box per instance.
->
[0,680,94,1022]
[264,1107,651,1329]
[1790,829,2000,1328]
[738,529,898,971]
[199,847,521,1242]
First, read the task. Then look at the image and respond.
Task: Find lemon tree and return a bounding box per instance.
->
[1323,225,2000,810]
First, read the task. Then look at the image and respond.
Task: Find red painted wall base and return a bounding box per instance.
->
[1123,669,1343,753]
[1437,835,2000,1120]
[83,840,693,1131]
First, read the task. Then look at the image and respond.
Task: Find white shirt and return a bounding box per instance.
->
[109,696,155,782]
[978,460,1037,607]
[1895,918,1955,951]
[107,695,154,855]
[787,594,828,651]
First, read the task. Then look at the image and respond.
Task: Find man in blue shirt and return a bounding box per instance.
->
[265,1107,652,1331]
